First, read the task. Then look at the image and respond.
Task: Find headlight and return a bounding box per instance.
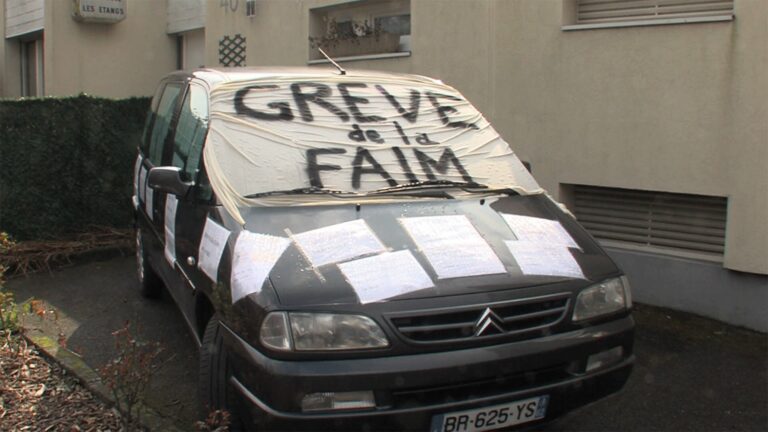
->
[259,312,389,351]
[259,311,292,351]
[572,276,632,322]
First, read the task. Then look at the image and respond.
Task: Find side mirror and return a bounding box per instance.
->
[148,166,193,197]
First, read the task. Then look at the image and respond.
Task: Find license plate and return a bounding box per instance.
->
[430,395,549,432]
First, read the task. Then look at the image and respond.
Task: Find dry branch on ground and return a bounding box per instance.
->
[0,228,132,276]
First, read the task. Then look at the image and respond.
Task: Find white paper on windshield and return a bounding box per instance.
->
[202,73,542,224]
[230,231,290,303]
[292,219,386,267]
[198,218,231,282]
[400,215,506,279]
[164,195,178,265]
[502,214,579,250]
[133,156,142,208]
[138,165,147,203]
[339,250,434,304]
[505,241,584,279]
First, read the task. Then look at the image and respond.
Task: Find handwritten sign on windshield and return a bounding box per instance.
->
[204,74,538,219]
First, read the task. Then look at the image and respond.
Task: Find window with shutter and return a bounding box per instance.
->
[576,0,734,24]
[571,185,727,261]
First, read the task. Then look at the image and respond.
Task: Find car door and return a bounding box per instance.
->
[161,80,218,330]
[138,80,184,271]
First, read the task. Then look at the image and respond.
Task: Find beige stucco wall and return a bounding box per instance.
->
[204,0,766,274]
[0,1,23,98]
[0,40,23,99]
[491,0,767,275]
[0,2,5,95]
[42,0,176,98]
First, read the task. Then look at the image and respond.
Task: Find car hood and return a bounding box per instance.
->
[235,193,619,307]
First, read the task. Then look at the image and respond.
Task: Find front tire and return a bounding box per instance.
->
[135,227,162,298]
[199,316,247,430]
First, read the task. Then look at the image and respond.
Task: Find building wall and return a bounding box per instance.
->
[203,0,766,276]
[42,0,176,98]
[4,0,44,38]
[0,2,5,94]
[180,28,206,70]
[609,248,767,332]
[168,0,205,34]
[495,0,767,276]
[1,0,25,98]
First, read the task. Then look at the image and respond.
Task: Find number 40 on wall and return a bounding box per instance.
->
[220,0,256,16]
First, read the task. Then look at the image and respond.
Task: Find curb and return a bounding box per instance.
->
[23,333,186,432]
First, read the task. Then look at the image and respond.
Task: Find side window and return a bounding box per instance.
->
[171,84,209,181]
[140,84,164,155]
[147,83,182,164]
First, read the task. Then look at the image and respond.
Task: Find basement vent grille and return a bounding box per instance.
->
[572,185,727,259]
[576,0,734,24]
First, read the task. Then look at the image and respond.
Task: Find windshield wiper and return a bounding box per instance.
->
[369,180,521,197]
[368,180,488,195]
[244,186,349,199]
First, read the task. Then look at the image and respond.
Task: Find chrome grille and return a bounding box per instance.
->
[388,293,570,344]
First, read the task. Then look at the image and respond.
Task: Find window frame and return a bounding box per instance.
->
[308,0,411,63]
[170,81,209,183]
[140,83,166,155]
[562,0,734,31]
[146,82,184,166]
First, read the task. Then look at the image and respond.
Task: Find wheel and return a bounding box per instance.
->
[135,227,162,298]
[199,315,248,430]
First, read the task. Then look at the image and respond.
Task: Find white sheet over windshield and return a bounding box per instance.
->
[204,74,541,224]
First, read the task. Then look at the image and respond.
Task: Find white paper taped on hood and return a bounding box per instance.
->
[502,214,580,250]
[505,241,584,279]
[292,219,386,267]
[230,231,290,303]
[399,215,506,279]
[202,73,541,224]
[338,250,434,304]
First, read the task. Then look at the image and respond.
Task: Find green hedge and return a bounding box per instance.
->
[0,95,151,240]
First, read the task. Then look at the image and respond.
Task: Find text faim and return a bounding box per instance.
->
[234,81,479,189]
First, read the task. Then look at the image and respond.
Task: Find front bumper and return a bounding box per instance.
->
[222,315,634,431]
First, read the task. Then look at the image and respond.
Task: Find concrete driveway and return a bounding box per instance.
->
[7,255,767,431]
[9,254,198,430]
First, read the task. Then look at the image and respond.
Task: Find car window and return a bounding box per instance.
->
[171,83,209,181]
[147,83,182,164]
[140,83,165,155]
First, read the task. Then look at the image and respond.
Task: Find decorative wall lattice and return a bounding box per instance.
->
[219,34,246,67]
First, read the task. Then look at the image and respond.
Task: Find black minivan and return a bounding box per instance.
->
[134,68,634,431]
